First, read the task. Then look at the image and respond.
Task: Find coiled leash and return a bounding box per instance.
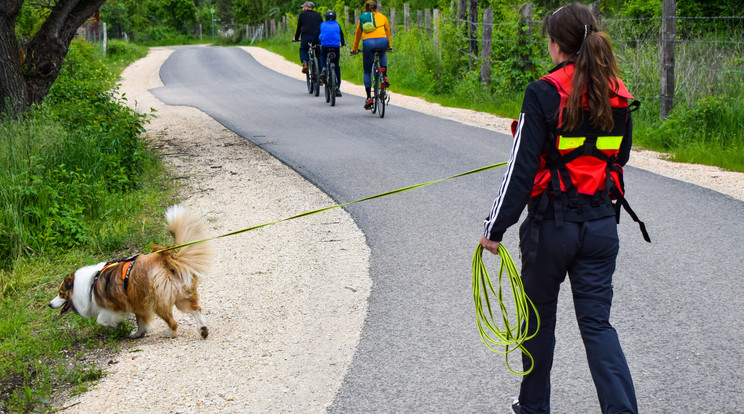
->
[154,162,507,253]
[473,243,539,375]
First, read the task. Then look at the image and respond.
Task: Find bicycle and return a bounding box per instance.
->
[294,39,320,96]
[352,48,391,118]
[321,47,340,107]
[370,48,390,118]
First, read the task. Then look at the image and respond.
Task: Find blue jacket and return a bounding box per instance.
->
[317,21,345,47]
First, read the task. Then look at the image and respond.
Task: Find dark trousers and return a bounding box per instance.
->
[319,46,341,88]
[299,35,315,63]
[517,215,637,414]
[361,37,388,88]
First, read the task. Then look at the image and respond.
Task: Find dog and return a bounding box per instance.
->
[48,205,214,339]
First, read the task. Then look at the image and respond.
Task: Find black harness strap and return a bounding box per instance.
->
[122,256,138,291]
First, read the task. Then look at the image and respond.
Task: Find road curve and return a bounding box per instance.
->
[91,45,744,413]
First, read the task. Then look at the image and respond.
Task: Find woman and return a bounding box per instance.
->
[351,0,392,109]
[479,3,639,413]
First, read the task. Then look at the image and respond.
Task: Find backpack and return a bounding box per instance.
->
[359,11,377,33]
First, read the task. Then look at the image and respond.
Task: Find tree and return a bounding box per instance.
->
[0,0,107,116]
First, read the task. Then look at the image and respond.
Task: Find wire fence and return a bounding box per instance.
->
[426,12,744,114]
[282,6,743,115]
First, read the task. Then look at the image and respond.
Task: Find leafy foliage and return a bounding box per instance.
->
[0,40,152,270]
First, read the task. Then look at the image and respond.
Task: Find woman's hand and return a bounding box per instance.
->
[479,235,500,255]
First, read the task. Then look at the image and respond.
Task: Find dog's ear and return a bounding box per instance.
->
[64,273,75,290]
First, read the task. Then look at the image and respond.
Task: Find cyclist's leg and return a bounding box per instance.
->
[332,51,341,88]
[361,40,374,89]
[299,36,311,64]
[378,38,390,86]
[319,46,327,73]
[361,39,375,106]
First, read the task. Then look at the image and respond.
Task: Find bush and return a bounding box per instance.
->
[0,40,153,270]
[635,95,744,170]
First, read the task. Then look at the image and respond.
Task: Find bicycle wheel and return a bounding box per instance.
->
[378,88,385,118]
[329,64,337,107]
[371,62,380,114]
[306,66,313,94]
[312,57,320,97]
[324,67,331,103]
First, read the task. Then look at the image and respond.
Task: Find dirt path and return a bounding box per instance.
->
[55,45,743,414]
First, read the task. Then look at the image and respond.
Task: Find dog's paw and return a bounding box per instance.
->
[129,330,146,339]
[200,326,209,339]
[166,329,178,339]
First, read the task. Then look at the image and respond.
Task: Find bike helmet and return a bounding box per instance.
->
[324,10,337,20]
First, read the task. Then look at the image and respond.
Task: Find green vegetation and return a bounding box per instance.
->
[0,40,177,412]
[2,0,740,410]
[257,0,743,172]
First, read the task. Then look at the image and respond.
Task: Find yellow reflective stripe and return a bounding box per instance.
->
[557,137,585,150]
[596,136,623,150]
[556,136,623,150]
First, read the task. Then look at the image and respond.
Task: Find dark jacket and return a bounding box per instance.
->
[295,10,323,39]
[483,62,633,242]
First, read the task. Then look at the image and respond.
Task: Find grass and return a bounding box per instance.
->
[0,39,180,412]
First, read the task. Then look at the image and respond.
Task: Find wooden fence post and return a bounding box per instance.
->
[469,0,478,60]
[480,7,493,84]
[458,0,467,26]
[433,8,440,43]
[425,9,431,33]
[588,0,601,19]
[404,3,410,30]
[344,7,349,25]
[354,10,359,26]
[660,0,676,119]
[270,19,276,36]
[390,8,396,36]
[417,10,423,27]
[517,3,534,76]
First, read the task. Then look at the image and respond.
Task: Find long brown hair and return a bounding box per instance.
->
[542,3,620,132]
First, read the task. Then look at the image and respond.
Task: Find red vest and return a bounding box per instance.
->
[530,64,633,199]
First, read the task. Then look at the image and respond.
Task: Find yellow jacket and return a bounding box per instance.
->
[352,12,391,52]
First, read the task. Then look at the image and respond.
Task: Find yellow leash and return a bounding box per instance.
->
[472,243,539,375]
[151,160,539,375]
[154,162,506,253]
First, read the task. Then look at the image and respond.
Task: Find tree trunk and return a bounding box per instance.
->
[0,0,25,115]
[0,0,107,116]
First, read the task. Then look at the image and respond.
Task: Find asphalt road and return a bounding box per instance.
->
[151,46,744,413]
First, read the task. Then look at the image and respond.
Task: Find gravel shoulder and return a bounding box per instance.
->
[55,45,742,413]
[56,46,372,413]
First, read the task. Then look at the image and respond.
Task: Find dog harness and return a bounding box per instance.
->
[96,254,139,291]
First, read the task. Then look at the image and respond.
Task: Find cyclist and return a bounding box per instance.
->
[315,10,346,97]
[351,0,391,109]
[293,1,323,74]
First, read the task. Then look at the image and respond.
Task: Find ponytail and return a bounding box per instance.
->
[542,3,621,132]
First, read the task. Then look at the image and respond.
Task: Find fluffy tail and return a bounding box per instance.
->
[162,204,214,285]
